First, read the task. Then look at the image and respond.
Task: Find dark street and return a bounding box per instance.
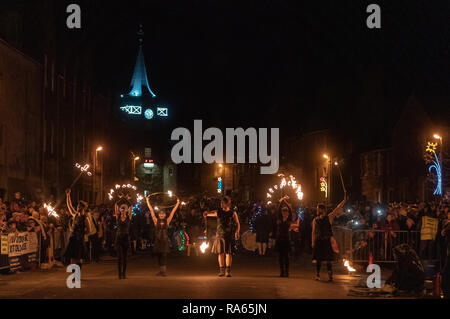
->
[0,254,359,299]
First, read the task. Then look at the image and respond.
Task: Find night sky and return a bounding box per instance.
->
[2,0,450,148]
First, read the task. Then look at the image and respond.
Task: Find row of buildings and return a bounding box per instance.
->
[0,3,448,206]
[284,96,449,206]
[1,25,448,205]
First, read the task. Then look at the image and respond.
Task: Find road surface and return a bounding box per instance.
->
[0,253,363,299]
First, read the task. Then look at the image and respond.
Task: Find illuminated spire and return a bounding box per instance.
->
[128,25,156,98]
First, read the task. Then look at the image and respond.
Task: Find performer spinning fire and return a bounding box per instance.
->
[312,193,347,282]
[276,196,293,277]
[203,196,240,277]
[146,196,180,276]
[64,189,88,270]
[114,198,133,279]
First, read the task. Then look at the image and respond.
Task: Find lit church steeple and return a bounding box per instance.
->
[119,25,169,120]
[128,25,156,98]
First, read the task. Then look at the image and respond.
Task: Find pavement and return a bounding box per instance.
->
[0,253,365,299]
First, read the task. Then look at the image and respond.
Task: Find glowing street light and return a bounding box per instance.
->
[94,146,104,204]
[433,134,442,140]
[131,152,140,181]
[323,154,329,159]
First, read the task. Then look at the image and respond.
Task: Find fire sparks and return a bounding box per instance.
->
[266,173,304,204]
[343,259,356,272]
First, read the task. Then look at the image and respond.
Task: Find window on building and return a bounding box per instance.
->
[377,152,382,176]
[44,54,48,88]
[62,128,66,158]
[0,123,3,147]
[51,60,55,92]
[50,122,55,155]
[63,68,66,98]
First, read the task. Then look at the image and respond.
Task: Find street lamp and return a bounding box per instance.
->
[94,146,103,205]
[131,153,140,181]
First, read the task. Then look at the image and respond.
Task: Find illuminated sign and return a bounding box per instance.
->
[120,105,142,115]
[157,107,168,117]
[320,177,328,198]
[144,158,154,168]
[217,177,223,193]
[426,142,442,196]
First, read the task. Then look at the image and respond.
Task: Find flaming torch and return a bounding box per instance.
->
[44,203,59,219]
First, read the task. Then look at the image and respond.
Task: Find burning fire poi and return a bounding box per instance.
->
[200,241,209,253]
[343,259,356,272]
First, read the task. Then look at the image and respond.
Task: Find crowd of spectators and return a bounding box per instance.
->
[1,191,449,273]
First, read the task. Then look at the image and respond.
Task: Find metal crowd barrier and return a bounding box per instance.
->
[332,226,421,263]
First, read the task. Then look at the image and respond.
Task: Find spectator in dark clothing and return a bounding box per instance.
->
[254,208,272,256]
[186,208,202,256]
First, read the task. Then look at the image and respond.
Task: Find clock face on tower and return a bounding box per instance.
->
[144,108,154,120]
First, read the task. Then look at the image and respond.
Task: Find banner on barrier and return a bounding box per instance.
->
[8,232,38,257]
[1,235,8,255]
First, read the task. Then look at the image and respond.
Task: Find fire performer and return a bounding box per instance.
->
[114,198,133,279]
[203,196,240,277]
[312,193,347,282]
[276,196,293,277]
[64,189,88,270]
[146,196,180,276]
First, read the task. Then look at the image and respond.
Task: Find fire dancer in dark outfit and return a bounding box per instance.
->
[64,189,88,270]
[204,196,240,277]
[146,196,180,276]
[312,194,347,281]
[114,198,132,279]
[276,196,293,277]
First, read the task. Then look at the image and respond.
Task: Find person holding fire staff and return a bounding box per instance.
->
[275,196,293,277]
[64,189,89,271]
[312,193,347,282]
[203,196,240,277]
